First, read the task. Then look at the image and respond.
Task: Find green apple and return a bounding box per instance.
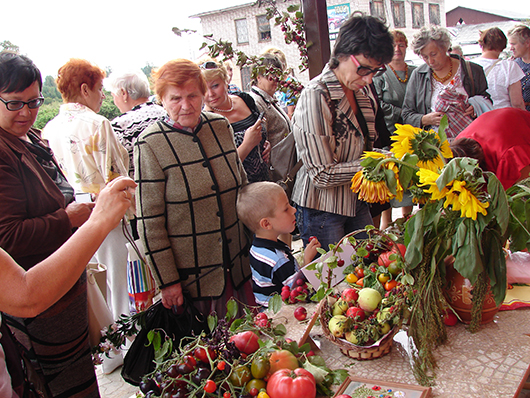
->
[344,330,359,344]
[357,288,382,312]
[328,315,349,338]
[332,299,349,316]
[376,307,391,323]
[379,322,391,335]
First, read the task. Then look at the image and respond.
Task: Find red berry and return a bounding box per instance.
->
[309,236,317,242]
[281,291,290,301]
[296,278,305,286]
[294,306,307,321]
[217,361,226,371]
[337,259,345,267]
[443,310,458,326]
[249,387,259,396]
[307,350,315,357]
[223,393,231,398]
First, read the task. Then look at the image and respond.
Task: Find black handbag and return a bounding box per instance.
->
[121,298,206,386]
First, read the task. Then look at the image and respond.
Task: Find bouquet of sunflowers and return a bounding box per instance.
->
[351,120,510,385]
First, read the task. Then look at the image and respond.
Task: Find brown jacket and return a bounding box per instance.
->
[0,128,72,270]
[134,112,251,300]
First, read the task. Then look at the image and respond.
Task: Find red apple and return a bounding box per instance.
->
[294,306,307,321]
[345,306,365,322]
[341,288,359,303]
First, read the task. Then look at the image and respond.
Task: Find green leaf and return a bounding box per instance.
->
[269,294,283,314]
[383,167,397,195]
[207,314,218,334]
[438,115,449,143]
[273,324,287,336]
[486,172,510,234]
[404,209,425,269]
[225,298,238,322]
[303,360,329,384]
[229,318,244,333]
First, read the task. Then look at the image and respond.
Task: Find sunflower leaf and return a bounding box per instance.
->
[438,115,449,143]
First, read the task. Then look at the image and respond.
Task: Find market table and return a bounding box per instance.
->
[269,302,530,397]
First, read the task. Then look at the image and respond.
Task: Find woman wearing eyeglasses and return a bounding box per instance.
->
[291,14,393,250]
[200,58,271,183]
[402,25,491,139]
[0,53,99,396]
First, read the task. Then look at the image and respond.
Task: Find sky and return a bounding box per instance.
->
[1,0,526,79]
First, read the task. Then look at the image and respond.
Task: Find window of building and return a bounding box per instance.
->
[256,15,271,42]
[370,0,385,22]
[235,18,249,44]
[412,2,424,29]
[240,66,251,91]
[392,1,406,28]
[429,3,441,25]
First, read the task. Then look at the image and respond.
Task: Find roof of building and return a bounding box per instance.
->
[448,20,524,45]
[446,6,530,21]
[190,2,255,18]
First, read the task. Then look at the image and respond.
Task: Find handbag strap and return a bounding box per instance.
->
[484,59,501,77]
[284,160,303,184]
[464,60,475,97]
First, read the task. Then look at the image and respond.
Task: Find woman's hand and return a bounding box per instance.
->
[66,202,95,228]
[421,111,445,127]
[262,140,271,164]
[463,104,475,118]
[242,118,263,149]
[90,177,137,231]
[161,282,184,309]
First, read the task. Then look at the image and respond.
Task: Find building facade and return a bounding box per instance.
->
[192,0,446,88]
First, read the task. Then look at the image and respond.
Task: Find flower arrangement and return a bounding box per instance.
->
[350,120,510,385]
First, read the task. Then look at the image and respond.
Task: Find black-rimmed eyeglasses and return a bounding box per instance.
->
[199,61,219,70]
[350,55,386,77]
[0,96,45,111]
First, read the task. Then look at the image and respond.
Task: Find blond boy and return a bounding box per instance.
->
[237,182,320,306]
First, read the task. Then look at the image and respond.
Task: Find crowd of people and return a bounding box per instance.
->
[0,12,529,397]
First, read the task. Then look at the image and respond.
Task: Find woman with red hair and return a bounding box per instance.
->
[42,59,130,373]
[134,59,254,318]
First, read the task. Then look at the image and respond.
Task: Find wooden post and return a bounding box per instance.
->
[302,0,331,80]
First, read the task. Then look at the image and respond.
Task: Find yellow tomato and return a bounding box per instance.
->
[258,391,270,398]
[346,273,358,284]
[378,273,390,284]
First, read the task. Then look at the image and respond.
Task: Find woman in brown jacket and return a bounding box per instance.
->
[0,53,97,397]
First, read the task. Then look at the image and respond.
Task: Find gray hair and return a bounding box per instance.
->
[106,70,151,100]
[411,25,452,56]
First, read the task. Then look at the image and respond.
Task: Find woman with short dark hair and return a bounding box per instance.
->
[474,27,525,110]
[0,52,98,397]
[291,13,393,250]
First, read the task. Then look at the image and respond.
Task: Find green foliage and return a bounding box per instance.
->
[34,102,61,130]
[98,90,120,120]
[0,40,19,53]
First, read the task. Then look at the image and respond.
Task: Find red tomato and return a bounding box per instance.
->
[268,350,299,375]
[355,277,364,287]
[394,243,406,257]
[194,346,216,363]
[355,266,365,278]
[267,368,316,398]
[204,379,216,393]
[229,331,260,355]
[377,251,393,268]
[384,280,398,291]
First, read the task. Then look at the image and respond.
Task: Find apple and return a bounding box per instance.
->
[328,315,350,337]
[332,299,349,316]
[443,310,458,326]
[345,306,365,322]
[357,288,382,312]
[294,306,307,321]
[341,288,359,303]
[379,322,391,335]
[344,330,359,344]
[376,307,391,323]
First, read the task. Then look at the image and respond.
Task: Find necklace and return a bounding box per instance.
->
[432,60,453,83]
[211,97,234,113]
[389,64,409,83]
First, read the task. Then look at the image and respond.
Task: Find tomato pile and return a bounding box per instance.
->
[138,306,346,398]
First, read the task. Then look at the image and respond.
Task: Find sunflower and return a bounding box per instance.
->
[391,124,453,172]
[417,168,449,201]
[351,170,393,204]
[361,151,404,201]
[443,180,489,220]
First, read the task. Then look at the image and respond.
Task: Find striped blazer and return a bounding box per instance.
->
[291,65,388,217]
[134,112,251,300]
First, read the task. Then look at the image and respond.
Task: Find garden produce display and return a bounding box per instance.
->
[132,300,347,398]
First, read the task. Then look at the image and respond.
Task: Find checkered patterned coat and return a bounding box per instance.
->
[134,112,251,300]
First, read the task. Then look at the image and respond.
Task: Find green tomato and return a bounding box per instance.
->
[251,355,270,379]
[230,365,252,387]
[388,261,402,276]
[246,378,267,392]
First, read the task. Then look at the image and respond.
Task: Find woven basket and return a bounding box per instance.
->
[318,296,399,360]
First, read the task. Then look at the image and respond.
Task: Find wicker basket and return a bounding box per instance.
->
[318,296,399,360]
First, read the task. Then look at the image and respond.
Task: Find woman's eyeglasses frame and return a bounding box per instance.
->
[0,96,45,111]
[350,55,386,77]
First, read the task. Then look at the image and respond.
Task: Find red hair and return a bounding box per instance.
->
[56,59,106,103]
[152,59,207,98]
